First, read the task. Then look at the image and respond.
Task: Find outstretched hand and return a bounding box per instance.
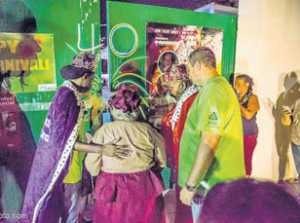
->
[101,137,131,160]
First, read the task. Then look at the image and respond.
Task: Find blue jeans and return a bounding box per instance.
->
[291,142,300,175]
[191,195,203,223]
[291,143,300,198]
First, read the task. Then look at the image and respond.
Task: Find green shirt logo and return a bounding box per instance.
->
[209,111,218,121]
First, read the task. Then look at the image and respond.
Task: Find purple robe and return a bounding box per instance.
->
[21,81,84,223]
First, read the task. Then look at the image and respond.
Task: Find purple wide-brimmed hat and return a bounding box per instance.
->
[60,53,97,80]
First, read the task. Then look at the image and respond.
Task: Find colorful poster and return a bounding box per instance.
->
[146,22,223,126]
[0,33,56,93]
[0,93,22,150]
[107,1,237,95]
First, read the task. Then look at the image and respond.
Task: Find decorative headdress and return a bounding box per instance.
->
[109,84,141,113]
[60,53,98,80]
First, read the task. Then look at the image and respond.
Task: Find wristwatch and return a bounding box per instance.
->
[185,183,196,192]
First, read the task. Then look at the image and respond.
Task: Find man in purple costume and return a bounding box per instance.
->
[22,53,130,223]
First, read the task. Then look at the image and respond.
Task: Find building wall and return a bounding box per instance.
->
[235,0,300,181]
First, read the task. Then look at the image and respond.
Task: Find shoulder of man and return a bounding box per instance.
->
[202,76,229,97]
[212,76,231,87]
[57,85,77,99]
[49,86,78,110]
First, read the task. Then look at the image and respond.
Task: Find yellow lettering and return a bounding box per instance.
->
[0,41,7,53]
[19,60,30,71]
[15,60,21,71]
[0,59,53,71]
[0,60,5,72]
[7,40,19,53]
[45,59,50,70]
[30,59,39,70]
[38,59,45,70]
[5,60,15,71]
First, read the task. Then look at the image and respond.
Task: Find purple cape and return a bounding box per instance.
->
[21,81,84,223]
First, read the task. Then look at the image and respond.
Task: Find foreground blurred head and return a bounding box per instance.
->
[199,178,300,223]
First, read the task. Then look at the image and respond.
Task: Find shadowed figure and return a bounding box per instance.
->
[0,0,38,217]
[273,72,300,181]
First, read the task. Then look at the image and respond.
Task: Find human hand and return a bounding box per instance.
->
[101,137,131,160]
[180,186,196,206]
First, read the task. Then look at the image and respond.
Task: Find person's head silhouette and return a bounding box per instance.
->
[199,178,300,223]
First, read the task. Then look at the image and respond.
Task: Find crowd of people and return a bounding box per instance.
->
[3,48,300,223]
[1,1,300,223]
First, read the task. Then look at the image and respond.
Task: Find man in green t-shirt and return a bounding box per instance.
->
[178,47,245,221]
